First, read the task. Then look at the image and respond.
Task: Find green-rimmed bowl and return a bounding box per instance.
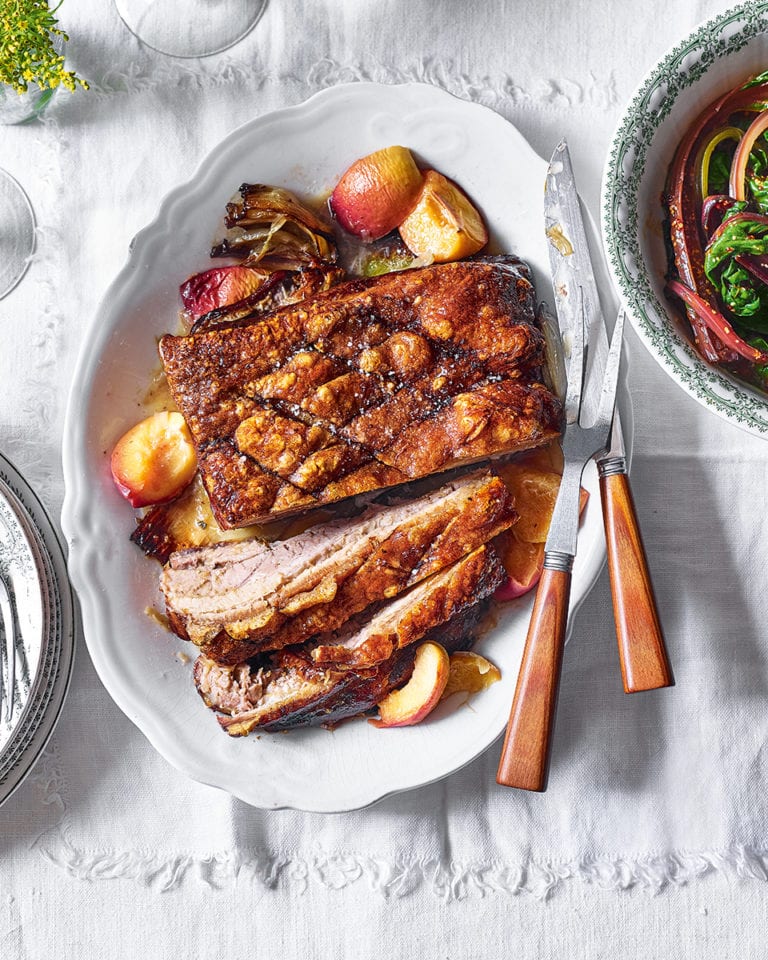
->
[602,0,768,435]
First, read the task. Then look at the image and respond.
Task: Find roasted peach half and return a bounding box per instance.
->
[370,641,449,727]
[398,170,488,263]
[330,145,423,240]
[111,411,197,508]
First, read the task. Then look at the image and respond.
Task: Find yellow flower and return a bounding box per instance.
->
[0,0,87,93]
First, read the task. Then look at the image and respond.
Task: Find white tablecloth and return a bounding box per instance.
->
[2,0,768,955]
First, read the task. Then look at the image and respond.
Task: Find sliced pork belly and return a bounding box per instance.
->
[159,257,561,528]
[194,649,415,737]
[309,544,503,670]
[201,474,514,664]
[194,601,489,736]
[162,471,515,655]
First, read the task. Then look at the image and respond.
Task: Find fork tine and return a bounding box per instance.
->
[594,309,626,427]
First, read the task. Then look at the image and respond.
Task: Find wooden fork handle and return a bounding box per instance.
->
[599,470,674,694]
[496,565,570,792]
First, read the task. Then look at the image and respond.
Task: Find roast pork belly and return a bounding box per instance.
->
[159,257,562,528]
[194,586,495,736]
[308,544,502,670]
[161,471,516,661]
[194,648,416,737]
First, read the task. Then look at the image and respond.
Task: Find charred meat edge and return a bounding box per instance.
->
[307,543,503,670]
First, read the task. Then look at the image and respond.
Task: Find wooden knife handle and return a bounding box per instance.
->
[496,565,570,792]
[599,471,674,694]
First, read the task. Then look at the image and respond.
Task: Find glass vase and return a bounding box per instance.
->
[0,81,57,125]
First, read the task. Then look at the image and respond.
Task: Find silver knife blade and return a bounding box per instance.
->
[545,139,628,463]
[543,305,624,560]
[544,140,609,421]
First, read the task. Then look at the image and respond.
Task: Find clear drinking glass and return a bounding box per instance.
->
[0,29,66,300]
[113,0,268,58]
[0,81,54,299]
[0,169,35,301]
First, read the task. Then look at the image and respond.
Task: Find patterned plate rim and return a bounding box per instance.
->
[0,453,76,807]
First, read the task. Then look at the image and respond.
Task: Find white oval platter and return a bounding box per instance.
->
[61,82,620,812]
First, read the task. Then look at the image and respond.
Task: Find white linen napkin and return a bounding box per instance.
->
[4,0,767,901]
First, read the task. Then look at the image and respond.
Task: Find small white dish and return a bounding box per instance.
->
[602,1,768,435]
[61,82,620,812]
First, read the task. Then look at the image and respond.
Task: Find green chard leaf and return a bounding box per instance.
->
[743,72,768,89]
[750,337,768,384]
[744,137,768,213]
[707,149,733,196]
[704,216,768,331]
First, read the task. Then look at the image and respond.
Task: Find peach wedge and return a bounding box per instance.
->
[398,170,488,263]
[494,534,545,601]
[496,465,563,543]
[330,145,423,240]
[370,641,450,727]
[111,411,197,508]
[440,651,501,700]
[494,461,590,601]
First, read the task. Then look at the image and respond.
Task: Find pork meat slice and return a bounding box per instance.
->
[194,649,414,736]
[200,472,516,664]
[194,601,489,736]
[163,471,515,652]
[308,543,504,670]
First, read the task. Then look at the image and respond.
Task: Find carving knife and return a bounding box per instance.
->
[543,140,673,694]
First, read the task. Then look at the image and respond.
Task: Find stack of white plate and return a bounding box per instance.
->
[0,453,75,806]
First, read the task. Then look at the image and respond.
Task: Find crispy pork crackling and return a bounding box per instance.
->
[159,257,562,528]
